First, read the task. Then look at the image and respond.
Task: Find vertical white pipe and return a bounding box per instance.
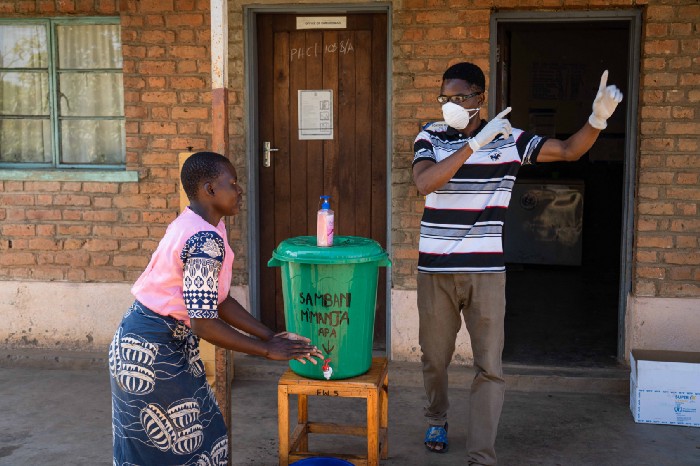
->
[210,4,232,465]
[211,0,228,90]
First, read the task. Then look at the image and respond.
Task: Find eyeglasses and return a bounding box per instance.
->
[436,92,483,104]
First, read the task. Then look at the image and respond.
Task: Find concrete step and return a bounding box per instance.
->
[2,348,630,394]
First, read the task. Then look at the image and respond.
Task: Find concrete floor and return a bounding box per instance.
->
[1,351,699,466]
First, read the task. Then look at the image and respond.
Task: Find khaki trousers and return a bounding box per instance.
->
[417,272,506,466]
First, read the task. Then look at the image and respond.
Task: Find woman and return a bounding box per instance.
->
[109,151,321,465]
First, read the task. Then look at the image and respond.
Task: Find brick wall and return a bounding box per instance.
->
[0,0,219,283]
[118,0,227,282]
[634,0,700,297]
[0,0,698,299]
[390,1,493,288]
[389,0,699,299]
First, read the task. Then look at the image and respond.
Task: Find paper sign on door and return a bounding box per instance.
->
[298,90,333,140]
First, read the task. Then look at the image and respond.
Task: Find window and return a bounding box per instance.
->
[0,18,124,169]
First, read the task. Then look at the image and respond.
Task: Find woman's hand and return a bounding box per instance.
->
[274,332,324,364]
[265,334,323,364]
[274,331,310,342]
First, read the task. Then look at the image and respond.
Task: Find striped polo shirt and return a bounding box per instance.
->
[413,121,547,273]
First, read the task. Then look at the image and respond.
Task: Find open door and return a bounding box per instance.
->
[495,19,632,366]
[256,13,388,347]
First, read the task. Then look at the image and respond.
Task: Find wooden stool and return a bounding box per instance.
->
[278,357,389,466]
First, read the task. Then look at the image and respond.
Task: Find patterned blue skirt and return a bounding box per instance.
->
[109,301,228,465]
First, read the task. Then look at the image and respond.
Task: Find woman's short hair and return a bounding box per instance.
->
[442,62,485,92]
[181,151,231,200]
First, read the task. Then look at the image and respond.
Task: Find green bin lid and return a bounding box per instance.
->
[270,236,389,265]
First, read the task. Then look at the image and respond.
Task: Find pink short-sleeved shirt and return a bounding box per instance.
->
[131,207,234,326]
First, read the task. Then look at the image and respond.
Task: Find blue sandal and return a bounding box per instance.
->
[424,422,448,453]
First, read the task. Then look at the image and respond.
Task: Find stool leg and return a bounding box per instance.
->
[367,388,379,466]
[380,373,388,459]
[297,394,308,452]
[278,384,290,466]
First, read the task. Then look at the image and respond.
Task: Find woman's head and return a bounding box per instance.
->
[181,151,243,217]
[181,152,230,199]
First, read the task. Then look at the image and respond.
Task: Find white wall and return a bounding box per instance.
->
[1,281,132,351]
[0,282,250,351]
[625,295,700,359]
[389,290,700,365]
[3,281,699,365]
[390,289,474,365]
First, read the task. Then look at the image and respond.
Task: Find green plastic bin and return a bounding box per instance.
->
[268,236,391,380]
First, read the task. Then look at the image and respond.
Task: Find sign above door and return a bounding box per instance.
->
[296,17,347,29]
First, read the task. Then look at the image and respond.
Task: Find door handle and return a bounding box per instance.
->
[263,141,279,168]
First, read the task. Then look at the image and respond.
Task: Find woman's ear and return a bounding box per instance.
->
[203,181,215,197]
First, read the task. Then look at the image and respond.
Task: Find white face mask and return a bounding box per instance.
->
[442,102,480,130]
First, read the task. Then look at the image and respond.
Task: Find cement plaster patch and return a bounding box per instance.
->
[626,295,700,359]
[390,289,474,364]
[0,282,250,351]
[0,281,132,350]
[3,282,699,363]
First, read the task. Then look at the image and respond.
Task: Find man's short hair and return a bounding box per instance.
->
[181,151,231,200]
[442,62,485,91]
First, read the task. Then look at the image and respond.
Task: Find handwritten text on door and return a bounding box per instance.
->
[290,39,354,61]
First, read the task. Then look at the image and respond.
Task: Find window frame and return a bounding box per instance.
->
[0,16,125,170]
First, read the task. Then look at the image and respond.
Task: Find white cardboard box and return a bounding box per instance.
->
[630,349,700,427]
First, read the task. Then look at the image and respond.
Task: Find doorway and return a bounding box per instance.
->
[493,14,639,367]
[249,11,389,347]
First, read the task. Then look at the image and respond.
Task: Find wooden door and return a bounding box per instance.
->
[257,13,388,346]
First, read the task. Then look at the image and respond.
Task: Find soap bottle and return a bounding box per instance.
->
[316,195,334,247]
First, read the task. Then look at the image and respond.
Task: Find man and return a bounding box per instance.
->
[412,62,622,464]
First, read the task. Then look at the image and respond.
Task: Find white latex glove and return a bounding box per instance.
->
[588,70,624,130]
[468,107,512,152]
